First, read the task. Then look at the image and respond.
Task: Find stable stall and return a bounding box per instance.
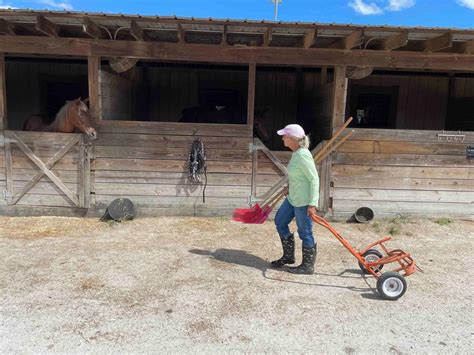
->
[0,10,472,218]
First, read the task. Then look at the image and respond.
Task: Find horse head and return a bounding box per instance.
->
[254,108,270,146]
[69,97,97,140]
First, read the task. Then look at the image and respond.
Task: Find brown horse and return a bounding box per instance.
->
[23,98,97,140]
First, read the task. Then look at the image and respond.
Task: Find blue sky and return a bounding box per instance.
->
[0,0,473,29]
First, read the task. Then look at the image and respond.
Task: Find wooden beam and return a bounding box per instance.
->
[321,66,327,85]
[329,30,364,49]
[380,31,408,51]
[263,27,272,47]
[130,20,144,41]
[247,62,256,127]
[177,23,185,43]
[0,18,15,36]
[453,40,474,55]
[0,53,6,129]
[83,17,106,39]
[35,15,59,37]
[221,25,228,45]
[88,56,101,120]
[331,66,348,131]
[0,35,473,71]
[424,32,453,52]
[303,29,317,48]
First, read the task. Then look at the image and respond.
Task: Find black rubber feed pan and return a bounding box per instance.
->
[354,207,374,223]
[101,198,137,222]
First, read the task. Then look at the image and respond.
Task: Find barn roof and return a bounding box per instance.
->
[0,9,472,54]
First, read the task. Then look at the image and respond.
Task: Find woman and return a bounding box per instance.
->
[271,124,319,274]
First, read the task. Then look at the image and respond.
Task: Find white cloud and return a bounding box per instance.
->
[386,0,415,11]
[349,0,383,15]
[0,1,17,9]
[349,0,418,14]
[37,0,73,10]
[458,0,474,10]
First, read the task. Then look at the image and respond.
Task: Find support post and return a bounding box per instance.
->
[247,62,256,128]
[88,56,101,120]
[331,66,348,132]
[247,63,257,201]
[0,53,6,129]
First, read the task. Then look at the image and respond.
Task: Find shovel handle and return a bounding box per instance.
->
[316,130,354,163]
[314,117,353,163]
[262,185,288,209]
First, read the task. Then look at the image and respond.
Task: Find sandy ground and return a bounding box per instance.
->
[0,214,473,353]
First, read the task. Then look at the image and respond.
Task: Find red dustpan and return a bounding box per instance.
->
[232,203,263,221]
[232,188,286,224]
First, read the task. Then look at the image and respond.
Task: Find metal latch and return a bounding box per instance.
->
[467,146,474,159]
[2,190,12,201]
[249,141,264,153]
[247,195,263,205]
[0,137,17,145]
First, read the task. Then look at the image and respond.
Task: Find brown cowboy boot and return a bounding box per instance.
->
[271,234,295,268]
[288,244,317,274]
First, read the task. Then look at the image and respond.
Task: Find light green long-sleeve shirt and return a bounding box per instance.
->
[287,148,320,207]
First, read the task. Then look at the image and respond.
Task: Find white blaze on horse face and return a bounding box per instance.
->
[86,127,97,140]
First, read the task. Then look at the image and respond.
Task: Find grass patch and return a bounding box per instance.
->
[389,214,411,225]
[388,225,401,236]
[371,221,382,233]
[80,277,105,290]
[385,214,412,236]
[435,217,453,226]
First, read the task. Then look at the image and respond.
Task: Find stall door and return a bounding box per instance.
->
[3,131,90,208]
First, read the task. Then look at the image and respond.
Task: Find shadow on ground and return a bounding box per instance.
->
[189,248,380,299]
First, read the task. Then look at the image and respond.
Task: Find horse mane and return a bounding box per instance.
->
[47,101,72,131]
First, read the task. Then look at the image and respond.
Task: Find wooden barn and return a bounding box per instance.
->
[0,10,472,219]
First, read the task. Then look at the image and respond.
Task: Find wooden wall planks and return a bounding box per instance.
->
[330,129,474,219]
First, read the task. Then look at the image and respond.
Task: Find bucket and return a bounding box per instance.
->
[101,197,137,222]
[354,207,374,223]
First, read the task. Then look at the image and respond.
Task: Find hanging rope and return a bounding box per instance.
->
[188,138,208,203]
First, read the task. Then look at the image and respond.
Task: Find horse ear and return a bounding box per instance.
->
[83,98,89,104]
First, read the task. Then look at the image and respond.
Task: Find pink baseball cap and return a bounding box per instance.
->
[277,124,306,139]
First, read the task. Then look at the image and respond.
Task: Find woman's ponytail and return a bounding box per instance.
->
[299,135,310,149]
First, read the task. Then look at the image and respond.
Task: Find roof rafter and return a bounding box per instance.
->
[35,15,59,37]
[424,32,453,52]
[83,17,106,39]
[303,29,317,48]
[130,20,144,41]
[220,25,228,46]
[0,18,14,35]
[380,31,408,51]
[177,23,185,43]
[262,27,272,46]
[329,30,364,50]
[458,39,474,54]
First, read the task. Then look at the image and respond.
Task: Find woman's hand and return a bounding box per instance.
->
[307,205,317,216]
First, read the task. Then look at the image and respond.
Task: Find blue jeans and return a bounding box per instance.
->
[274,198,315,248]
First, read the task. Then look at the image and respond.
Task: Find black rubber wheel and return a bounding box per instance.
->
[358,249,384,274]
[376,272,407,301]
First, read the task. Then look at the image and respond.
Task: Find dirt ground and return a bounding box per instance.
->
[0,214,473,353]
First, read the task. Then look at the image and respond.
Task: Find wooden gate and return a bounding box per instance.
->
[3,131,90,208]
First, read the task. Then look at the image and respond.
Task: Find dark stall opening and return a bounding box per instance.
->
[5,56,88,131]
